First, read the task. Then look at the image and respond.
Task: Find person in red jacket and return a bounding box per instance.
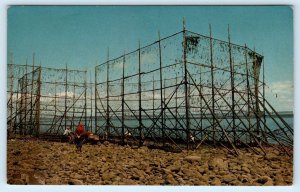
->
[74,122,87,152]
[75,122,85,137]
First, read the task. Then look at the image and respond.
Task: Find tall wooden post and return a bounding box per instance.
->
[95,62,98,134]
[106,49,110,139]
[138,41,143,146]
[72,77,75,130]
[209,24,216,146]
[54,80,57,133]
[228,25,236,144]
[14,67,21,134]
[90,72,93,132]
[262,54,266,141]
[122,53,125,145]
[84,71,87,130]
[153,76,155,120]
[30,53,35,135]
[65,64,68,132]
[175,74,178,129]
[9,52,13,133]
[244,44,251,143]
[199,65,203,140]
[253,48,260,136]
[35,65,41,137]
[158,32,165,146]
[24,61,28,135]
[183,18,191,149]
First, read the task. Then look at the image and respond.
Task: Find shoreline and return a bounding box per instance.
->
[7,138,293,185]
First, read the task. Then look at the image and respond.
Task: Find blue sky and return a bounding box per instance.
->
[7,5,293,111]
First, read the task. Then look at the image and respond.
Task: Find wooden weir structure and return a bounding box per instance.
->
[7,24,293,156]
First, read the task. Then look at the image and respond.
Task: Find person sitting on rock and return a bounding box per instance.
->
[124,129,132,142]
[74,122,88,152]
[63,127,75,143]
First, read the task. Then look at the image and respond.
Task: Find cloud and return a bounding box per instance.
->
[141,51,158,65]
[265,80,293,112]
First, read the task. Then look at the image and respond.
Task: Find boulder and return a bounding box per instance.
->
[184,155,201,163]
[253,176,273,186]
[165,174,177,185]
[222,175,236,184]
[68,179,84,185]
[166,164,181,172]
[208,158,228,171]
[264,154,280,161]
[241,166,250,173]
[211,177,221,185]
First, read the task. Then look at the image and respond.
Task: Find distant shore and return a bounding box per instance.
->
[7,138,293,185]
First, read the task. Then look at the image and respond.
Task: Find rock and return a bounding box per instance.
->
[211,177,221,185]
[231,165,241,171]
[241,166,250,173]
[13,150,21,156]
[166,164,181,172]
[254,176,273,186]
[208,158,228,171]
[12,173,22,179]
[231,180,242,185]
[270,162,280,169]
[38,165,48,170]
[176,177,186,184]
[9,178,25,184]
[165,174,177,185]
[29,177,45,185]
[264,154,279,161]
[274,175,286,185]
[184,155,201,163]
[68,179,83,185]
[222,175,236,184]
[238,174,251,183]
[130,175,140,180]
[103,141,110,145]
[198,167,206,174]
[73,173,85,180]
[264,180,273,186]
[21,173,30,183]
[94,180,103,185]
[46,177,61,184]
[181,168,196,177]
[102,172,116,181]
[199,174,209,183]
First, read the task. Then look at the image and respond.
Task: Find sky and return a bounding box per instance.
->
[7,5,293,111]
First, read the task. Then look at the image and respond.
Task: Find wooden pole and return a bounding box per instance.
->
[228,25,236,144]
[183,18,191,149]
[138,41,143,146]
[244,44,251,143]
[84,71,87,130]
[95,61,98,134]
[122,52,125,145]
[158,32,165,146]
[30,53,35,135]
[65,64,68,133]
[9,52,13,133]
[209,24,216,146]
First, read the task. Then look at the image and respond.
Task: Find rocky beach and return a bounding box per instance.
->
[7,138,293,185]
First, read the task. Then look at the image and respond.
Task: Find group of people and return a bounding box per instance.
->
[64,122,88,152]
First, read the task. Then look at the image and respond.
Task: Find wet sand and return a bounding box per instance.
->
[7,138,293,185]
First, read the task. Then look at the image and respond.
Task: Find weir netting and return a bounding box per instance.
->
[95,29,293,155]
[7,63,95,137]
[7,27,293,155]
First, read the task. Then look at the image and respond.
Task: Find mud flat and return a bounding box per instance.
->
[7,138,293,185]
